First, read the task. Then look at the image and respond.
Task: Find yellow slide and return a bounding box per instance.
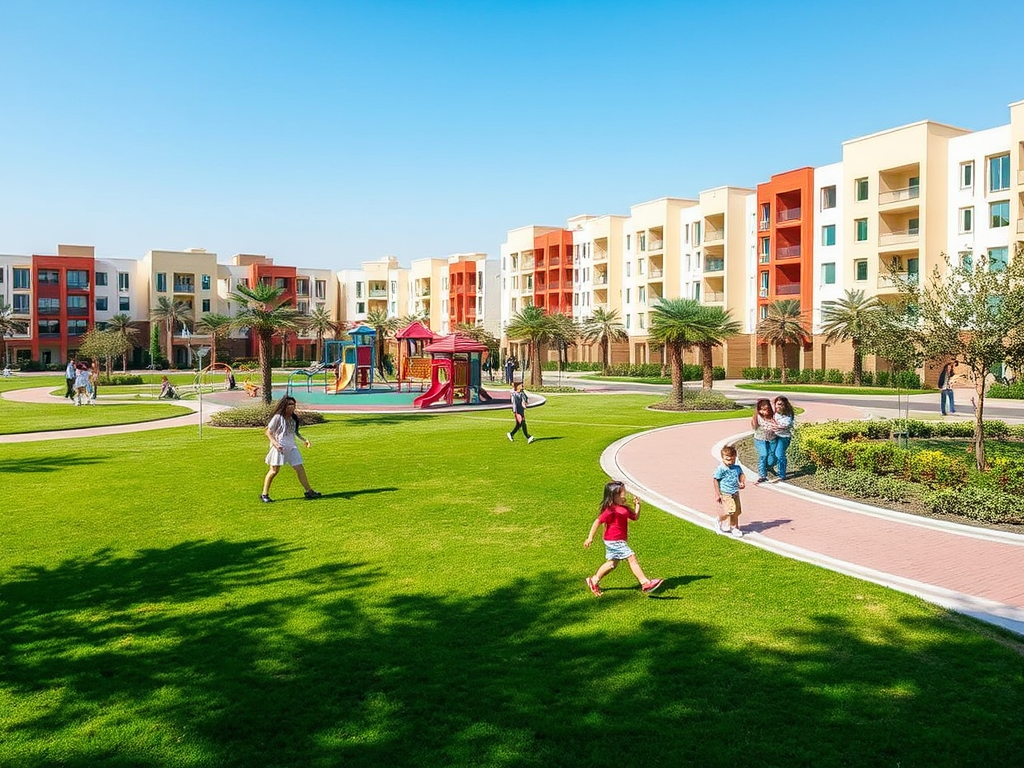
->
[332,363,354,393]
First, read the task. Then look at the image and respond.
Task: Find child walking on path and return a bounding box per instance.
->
[770,396,795,482]
[506,381,535,443]
[751,398,777,483]
[261,396,322,503]
[712,445,746,537]
[583,481,664,596]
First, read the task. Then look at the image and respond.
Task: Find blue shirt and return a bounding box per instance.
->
[713,462,743,495]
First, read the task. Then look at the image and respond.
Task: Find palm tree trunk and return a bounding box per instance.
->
[166,323,174,369]
[531,341,543,387]
[852,339,862,386]
[668,343,684,407]
[260,330,274,404]
[602,337,609,373]
[778,344,788,384]
[700,343,714,390]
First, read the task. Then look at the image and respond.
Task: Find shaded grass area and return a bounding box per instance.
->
[1,395,1022,767]
[0,400,193,435]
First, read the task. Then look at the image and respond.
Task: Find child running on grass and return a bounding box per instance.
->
[584,481,664,597]
[261,396,322,503]
[712,444,745,537]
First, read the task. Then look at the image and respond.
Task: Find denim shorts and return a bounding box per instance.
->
[604,539,635,560]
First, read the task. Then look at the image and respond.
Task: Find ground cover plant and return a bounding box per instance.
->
[1,395,1022,767]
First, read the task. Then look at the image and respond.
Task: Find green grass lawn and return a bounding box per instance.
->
[1,394,1022,767]
[736,382,931,396]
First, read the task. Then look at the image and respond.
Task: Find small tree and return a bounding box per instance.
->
[149,325,162,368]
[304,305,339,364]
[105,313,139,372]
[0,299,27,368]
[504,305,555,387]
[755,299,811,384]
[648,298,705,407]
[150,296,193,369]
[229,283,304,404]
[78,330,129,378]
[892,248,1024,470]
[196,312,233,366]
[820,290,882,387]
[580,308,627,373]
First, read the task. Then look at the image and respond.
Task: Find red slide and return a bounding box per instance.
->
[413,379,452,408]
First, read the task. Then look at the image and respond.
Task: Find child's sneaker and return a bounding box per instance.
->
[527,436,535,444]
[304,489,322,499]
[260,494,273,503]
[506,432,514,442]
[718,521,731,534]
[731,526,744,538]
[586,577,602,597]
[641,578,665,594]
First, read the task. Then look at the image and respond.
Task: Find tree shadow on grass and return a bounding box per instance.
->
[0,454,108,473]
[1,543,1023,767]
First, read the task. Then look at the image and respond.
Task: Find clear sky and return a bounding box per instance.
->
[1,0,1020,271]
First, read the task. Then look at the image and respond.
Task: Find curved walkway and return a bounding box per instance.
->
[603,400,1024,636]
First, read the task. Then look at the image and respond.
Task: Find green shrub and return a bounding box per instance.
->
[927,486,1024,524]
[987,382,1024,400]
[815,467,909,501]
[103,374,145,386]
[741,367,762,380]
[981,457,1024,494]
[905,450,969,487]
[826,368,844,384]
[875,370,890,387]
[209,403,327,428]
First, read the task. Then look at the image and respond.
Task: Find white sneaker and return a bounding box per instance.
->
[731,527,744,538]
[506,432,513,442]
[718,522,731,535]
[527,436,535,444]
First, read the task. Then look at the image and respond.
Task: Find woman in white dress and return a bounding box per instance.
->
[261,396,322,503]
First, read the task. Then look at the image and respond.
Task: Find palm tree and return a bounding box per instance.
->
[304,305,339,364]
[820,289,882,386]
[365,308,399,375]
[580,308,628,373]
[692,306,742,390]
[756,299,811,384]
[150,297,194,369]
[649,298,706,406]
[504,305,554,387]
[547,312,580,373]
[104,313,139,372]
[229,283,304,404]
[196,312,234,367]
[0,299,27,368]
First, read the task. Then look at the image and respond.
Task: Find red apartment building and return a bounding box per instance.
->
[755,168,815,368]
[532,230,573,316]
[448,259,478,327]
[246,260,298,359]
[28,249,96,364]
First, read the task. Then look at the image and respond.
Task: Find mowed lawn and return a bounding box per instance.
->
[1,394,1022,768]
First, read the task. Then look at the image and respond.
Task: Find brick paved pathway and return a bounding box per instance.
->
[602,400,1024,636]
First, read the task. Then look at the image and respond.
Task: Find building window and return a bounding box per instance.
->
[66,295,88,314]
[638,258,644,275]
[67,320,88,336]
[988,247,1009,272]
[625,314,631,329]
[355,282,363,298]
[13,268,30,289]
[626,234,631,250]
[625,288,631,303]
[38,320,60,335]
[639,286,646,304]
[67,270,89,289]
[693,222,702,245]
[990,200,1010,228]
[38,297,60,314]
[908,217,920,235]
[760,203,770,228]
[13,294,30,313]
[960,207,974,233]
[95,296,108,311]
[315,280,326,299]
[821,185,837,210]
[855,260,868,281]
[822,263,836,285]
[625,262,630,277]
[202,299,211,312]
[821,224,836,246]
[855,177,869,202]
[202,274,211,291]
[39,269,59,284]
[960,162,974,189]
[989,154,1010,192]
[356,301,365,314]
[156,273,167,292]
[118,272,130,291]
[119,297,130,311]
[855,218,868,242]
[638,232,646,252]
[95,271,108,286]
[297,301,308,314]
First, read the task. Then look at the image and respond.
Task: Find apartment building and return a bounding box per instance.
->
[441,253,499,337]
[409,257,448,330]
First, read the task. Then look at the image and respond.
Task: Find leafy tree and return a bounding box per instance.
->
[547,312,580,373]
[580,308,628,373]
[149,324,162,368]
[820,289,882,386]
[648,298,706,406]
[150,297,193,369]
[229,283,304,404]
[756,299,811,384]
[365,308,399,375]
[196,312,234,366]
[78,330,129,378]
[104,313,139,372]
[504,305,555,387]
[303,305,339,364]
[0,299,27,368]
[692,306,742,391]
[455,322,499,357]
[892,248,1024,470]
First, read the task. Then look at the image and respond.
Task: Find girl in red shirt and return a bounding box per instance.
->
[583,481,664,597]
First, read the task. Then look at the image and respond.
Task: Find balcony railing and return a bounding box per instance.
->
[776,245,802,259]
[1017,218,1024,234]
[704,258,725,273]
[67,281,90,291]
[776,283,801,296]
[758,288,768,298]
[548,256,560,266]
[759,220,770,232]
[648,269,664,279]
[777,207,801,223]
[703,227,724,243]
[593,274,608,285]
[879,229,920,246]
[876,271,919,289]
[368,289,387,298]
[758,253,770,264]
[878,186,920,205]
[67,307,89,316]
[174,283,195,293]
[1018,169,1024,185]
[593,248,608,262]
[704,290,724,303]
[648,239,664,252]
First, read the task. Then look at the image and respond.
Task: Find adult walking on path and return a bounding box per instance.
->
[602,399,1024,636]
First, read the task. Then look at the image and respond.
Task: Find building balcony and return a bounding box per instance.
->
[593,274,608,286]
[777,208,801,224]
[704,290,724,303]
[67,281,90,291]
[1018,169,1024,186]
[1017,218,1024,234]
[758,219,770,232]
[67,307,89,317]
[368,289,387,298]
[759,288,769,298]
[878,185,920,206]
[593,248,608,262]
[648,269,664,279]
[776,283,801,296]
[879,229,920,247]
[776,245,801,260]
[877,271,918,290]
[703,227,724,244]
[758,253,770,264]
[173,283,195,293]
[647,239,664,252]
[704,258,725,273]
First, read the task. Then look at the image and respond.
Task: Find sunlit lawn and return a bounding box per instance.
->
[1,394,1021,767]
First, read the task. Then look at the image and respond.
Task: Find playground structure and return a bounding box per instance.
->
[413,333,493,408]
[395,320,437,392]
[322,325,381,394]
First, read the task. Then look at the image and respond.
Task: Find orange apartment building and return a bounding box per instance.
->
[448,258,478,327]
[30,247,96,364]
[532,229,574,316]
[243,257,298,359]
[755,167,816,369]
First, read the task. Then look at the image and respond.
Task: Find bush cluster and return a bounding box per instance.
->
[102,375,145,386]
[741,367,920,388]
[604,363,725,380]
[209,403,327,428]
[926,486,1024,524]
[540,361,603,372]
[816,467,912,502]
[530,385,582,393]
[652,389,739,412]
[987,382,1024,400]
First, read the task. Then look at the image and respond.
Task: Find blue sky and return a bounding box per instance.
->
[1,0,1020,271]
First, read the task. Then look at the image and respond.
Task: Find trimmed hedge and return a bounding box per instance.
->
[741,367,921,388]
[987,382,1024,400]
[926,486,1024,525]
[209,403,327,428]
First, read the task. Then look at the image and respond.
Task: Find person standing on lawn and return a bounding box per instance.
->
[583,481,664,597]
[65,358,76,399]
[712,444,746,537]
[261,396,322,503]
[771,396,795,482]
[938,361,957,416]
[751,398,778,484]
[506,381,534,444]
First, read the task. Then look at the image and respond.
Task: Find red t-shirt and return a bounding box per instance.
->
[598,504,638,542]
